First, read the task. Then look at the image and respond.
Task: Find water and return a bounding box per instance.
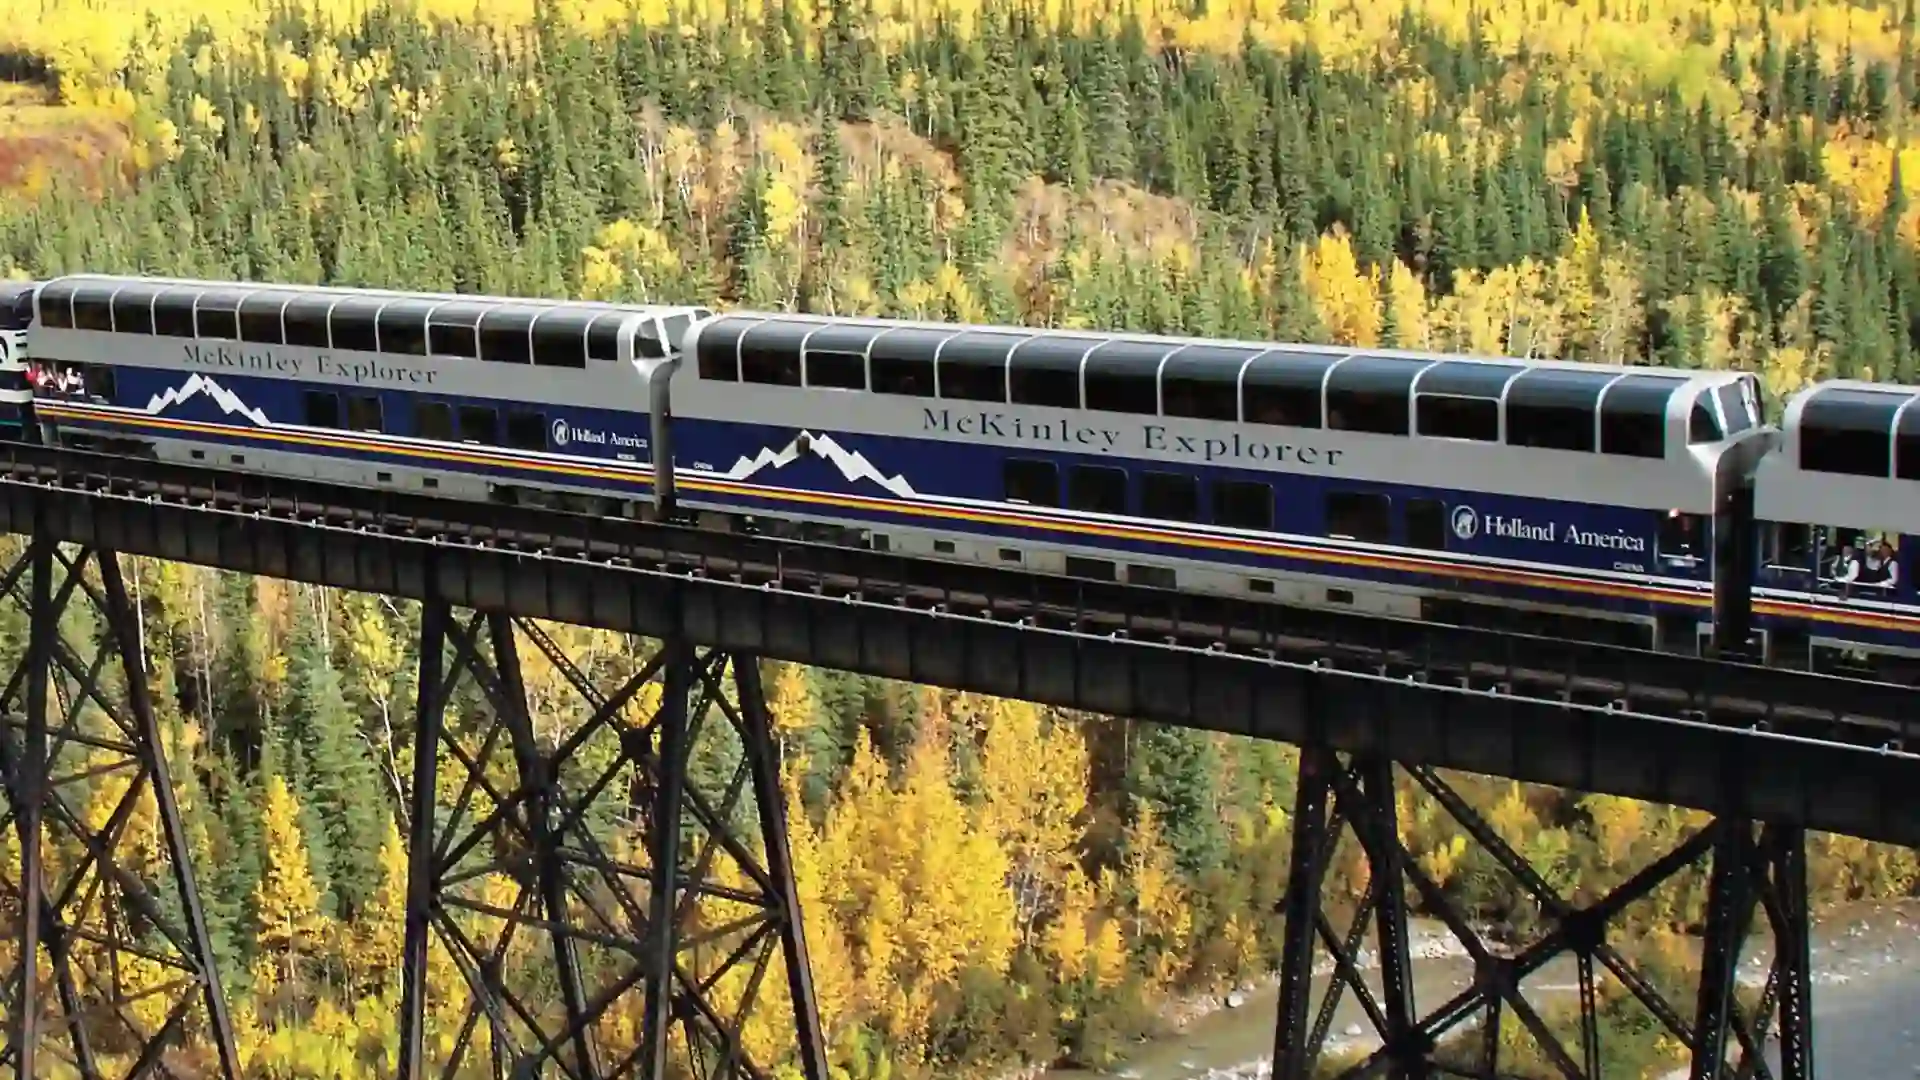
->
[1043,900,1920,1080]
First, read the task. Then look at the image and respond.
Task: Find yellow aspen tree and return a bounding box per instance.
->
[1299,228,1382,347]
[764,661,820,751]
[1045,865,1096,983]
[1120,804,1192,990]
[349,816,407,996]
[1383,259,1431,349]
[252,774,327,999]
[977,699,1090,944]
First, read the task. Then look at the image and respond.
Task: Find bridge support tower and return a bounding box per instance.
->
[1272,744,1815,1080]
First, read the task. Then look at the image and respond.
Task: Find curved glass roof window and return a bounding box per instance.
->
[68,279,121,332]
[1242,349,1343,429]
[529,307,597,369]
[149,287,201,338]
[375,299,435,357]
[428,302,489,359]
[1800,386,1901,477]
[869,327,948,398]
[738,319,809,386]
[35,279,80,329]
[1326,355,1429,436]
[191,288,247,342]
[0,283,33,327]
[937,331,1021,403]
[104,281,161,336]
[803,322,881,391]
[694,315,760,381]
[583,312,628,364]
[1084,339,1169,416]
[659,311,700,357]
[1504,368,1612,452]
[1893,393,1920,481]
[476,306,539,365]
[1413,361,1521,442]
[1161,345,1258,422]
[282,294,337,349]
[327,295,388,354]
[237,292,294,346]
[1689,389,1726,444]
[1598,374,1684,459]
[1009,334,1099,409]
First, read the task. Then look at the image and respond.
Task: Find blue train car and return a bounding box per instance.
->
[1753,380,1920,675]
[673,314,1773,653]
[24,274,708,516]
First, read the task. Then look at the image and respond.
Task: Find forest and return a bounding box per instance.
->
[2,0,1920,1076]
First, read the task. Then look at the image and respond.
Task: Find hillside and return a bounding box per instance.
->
[0,1,1918,1077]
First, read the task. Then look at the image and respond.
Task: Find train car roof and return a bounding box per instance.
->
[37,273,714,323]
[688,311,1755,405]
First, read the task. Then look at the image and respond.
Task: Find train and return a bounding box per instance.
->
[0,272,1913,678]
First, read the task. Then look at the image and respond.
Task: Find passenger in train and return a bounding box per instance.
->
[1862,539,1900,588]
[1829,542,1862,587]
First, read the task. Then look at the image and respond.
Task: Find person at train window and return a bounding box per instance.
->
[1860,539,1899,588]
[1827,542,1861,591]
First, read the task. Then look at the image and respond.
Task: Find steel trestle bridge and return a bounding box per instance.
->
[0,441,1910,1080]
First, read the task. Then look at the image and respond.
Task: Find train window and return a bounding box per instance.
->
[870,328,944,397]
[1505,369,1606,452]
[238,294,287,345]
[1599,375,1681,459]
[329,299,383,353]
[1406,498,1447,550]
[806,350,867,390]
[1243,350,1340,428]
[427,307,483,359]
[151,290,197,338]
[939,332,1018,402]
[1689,400,1722,443]
[110,291,155,335]
[1140,471,1200,522]
[194,291,243,341]
[1895,401,1920,481]
[1658,511,1705,561]
[1214,480,1274,531]
[696,317,749,380]
[1420,361,1523,400]
[532,309,594,369]
[415,402,454,441]
[740,320,806,386]
[1763,522,1814,571]
[283,297,333,348]
[36,280,76,329]
[1327,356,1425,436]
[1415,395,1498,441]
[1801,387,1898,477]
[1162,346,1254,421]
[505,410,546,451]
[477,308,536,365]
[303,391,341,429]
[1084,340,1166,415]
[345,394,383,432]
[1009,335,1093,409]
[1068,465,1128,515]
[663,312,700,355]
[457,404,498,444]
[1003,458,1059,506]
[1326,491,1392,543]
[586,316,623,363]
[71,289,115,331]
[377,302,432,357]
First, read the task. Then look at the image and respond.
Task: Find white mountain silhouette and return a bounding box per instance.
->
[721,430,917,498]
[144,374,272,427]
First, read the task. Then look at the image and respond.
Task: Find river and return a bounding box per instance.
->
[1042,900,1920,1080]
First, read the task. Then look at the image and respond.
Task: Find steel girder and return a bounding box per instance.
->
[1271,747,1816,1080]
[0,537,239,1079]
[394,600,828,1080]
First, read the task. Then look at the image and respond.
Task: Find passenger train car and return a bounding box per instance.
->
[1,272,1914,676]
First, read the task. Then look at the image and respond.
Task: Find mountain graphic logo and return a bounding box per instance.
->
[144,375,272,427]
[721,431,917,498]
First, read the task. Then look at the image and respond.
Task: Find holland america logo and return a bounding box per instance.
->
[551,418,571,447]
[1450,504,1479,541]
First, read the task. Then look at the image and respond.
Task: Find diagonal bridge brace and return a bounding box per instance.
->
[394,595,827,1080]
[1270,746,1817,1080]
[0,538,239,1080]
